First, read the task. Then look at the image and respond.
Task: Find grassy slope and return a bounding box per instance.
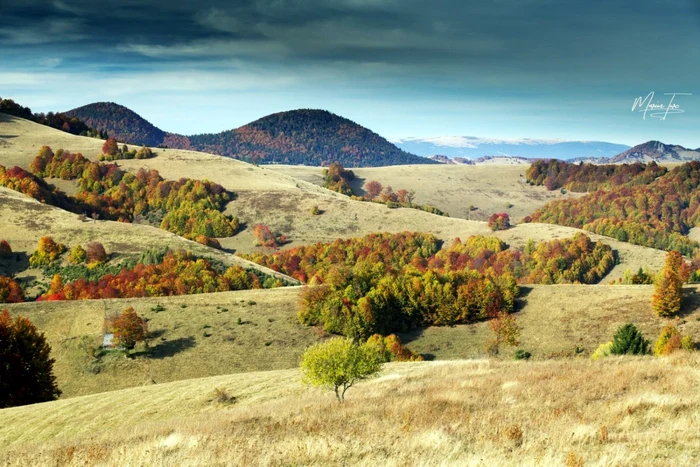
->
[0,113,666,279]
[2,356,699,466]
[5,284,700,399]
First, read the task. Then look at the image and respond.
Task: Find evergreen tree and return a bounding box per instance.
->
[609,323,649,355]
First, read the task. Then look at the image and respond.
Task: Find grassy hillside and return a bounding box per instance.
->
[2,355,699,466]
[6,284,699,399]
[0,112,668,278]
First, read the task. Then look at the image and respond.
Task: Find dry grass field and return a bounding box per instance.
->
[2,355,699,466]
[5,284,699,400]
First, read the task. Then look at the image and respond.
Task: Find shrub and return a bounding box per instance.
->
[106,307,148,351]
[654,325,695,355]
[86,242,108,264]
[0,309,61,408]
[591,341,613,360]
[69,245,88,264]
[514,349,531,360]
[310,205,321,215]
[29,236,66,267]
[300,337,382,401]
[488,212,510,231]
[609,323,649,355]
[135,146,153,159]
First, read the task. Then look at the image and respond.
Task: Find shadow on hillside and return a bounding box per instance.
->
[398,328,437,360]
[679,288,700,318]
[0,252,29,277]
[143,336,196,359]
[514,286,534,313]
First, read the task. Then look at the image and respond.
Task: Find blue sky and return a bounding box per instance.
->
[1,0,699,147]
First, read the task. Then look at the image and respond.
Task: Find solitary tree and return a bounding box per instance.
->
[69,245,88,264]
[651,251,689,317]
[107,307,148,351]
[0,309,61,408]
[488,213,511,231]
[487,311,520,355]
[609,323,649,355]
[300,337,381,401]
[86,242,108,264]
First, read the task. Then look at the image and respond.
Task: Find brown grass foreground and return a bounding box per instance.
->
[1,356,699,466]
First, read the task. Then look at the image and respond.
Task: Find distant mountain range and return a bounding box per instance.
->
[65,103,436,167]
[392,136,631,160]
[602,141,700,164]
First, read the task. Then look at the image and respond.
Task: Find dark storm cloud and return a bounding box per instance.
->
[1,0,699,145]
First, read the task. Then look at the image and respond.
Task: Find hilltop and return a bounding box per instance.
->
[65,103,434,167]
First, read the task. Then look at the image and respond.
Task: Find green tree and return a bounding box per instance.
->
[300,337,381,401]
[609,323,649,355]
[0,309,61,408]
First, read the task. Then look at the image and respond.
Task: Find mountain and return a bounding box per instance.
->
[65,103,435,167]
[393,136,630,160]
[606,140,700,164]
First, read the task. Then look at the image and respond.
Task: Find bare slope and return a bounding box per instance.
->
[2,355,699,466]
[5,284,698,399]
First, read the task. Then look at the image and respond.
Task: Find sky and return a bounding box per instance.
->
[1,0,700,147]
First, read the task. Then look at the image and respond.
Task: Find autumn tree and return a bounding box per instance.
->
[86,242,108,264]
[107,307,148,351]
[488,213,511,231]
[0,309,61,408]
[300,337,382,401]
[487,311,520,355]
[0,276,24,303]
[653,324,695,355]
[0,239,12,256]
[29,236,66,267]
[364,180,383,199]
[135,146,153,159]
[102,137,118,156]
[651,251,689,317]
[69,245,87,264]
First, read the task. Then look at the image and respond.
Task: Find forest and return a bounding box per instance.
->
[526,159,667,192]
[529,161,700,255]
[244,231,615,339]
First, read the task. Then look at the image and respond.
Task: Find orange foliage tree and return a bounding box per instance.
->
[651,251,690,317]
[107,307,147,350]
[0,276,24,303]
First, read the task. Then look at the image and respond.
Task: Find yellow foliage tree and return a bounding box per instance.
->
[651,251,689,317]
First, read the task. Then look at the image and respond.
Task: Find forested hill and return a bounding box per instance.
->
[65,102,167,147]
[65,103,435,167]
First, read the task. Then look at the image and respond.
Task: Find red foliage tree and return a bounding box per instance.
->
[0,309,61,408]
[364,180,383,199]
[107,307,147,350]
[0,276,24,303]
[102,137,119,156]
[86,242,108,264]
[0,240,12,256]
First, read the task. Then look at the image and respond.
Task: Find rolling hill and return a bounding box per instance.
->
[65,103,435,167]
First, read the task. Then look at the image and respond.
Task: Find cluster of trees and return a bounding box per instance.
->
[487,213,510,231]
[29,236,66,268]
[99,138,153,161]
[38,250,281,301]
[592,323,694,359]
[253,224,288,249]
[246,231,615,339]
[0,97,107,138]
[0,309,61,408]
[0,164,75,210]
[27,146,239,241]
[529,161,700,255]
[526,159,667,192]
[322,162,356,196]
[358,180,444,215]
[429,233,615,285]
